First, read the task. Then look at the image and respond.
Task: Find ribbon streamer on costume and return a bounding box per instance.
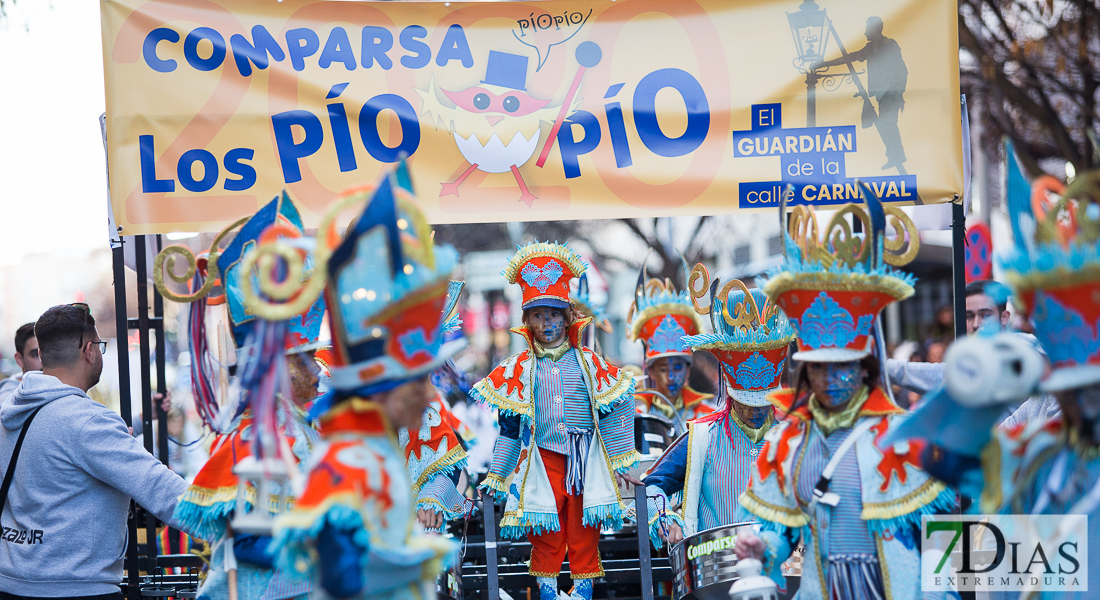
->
[565,427,593,496]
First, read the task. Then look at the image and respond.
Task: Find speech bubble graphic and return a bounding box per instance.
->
[513,8,592,71]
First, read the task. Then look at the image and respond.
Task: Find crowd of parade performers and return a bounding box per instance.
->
[153,159,1100,600]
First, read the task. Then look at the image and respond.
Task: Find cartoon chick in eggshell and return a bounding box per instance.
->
[416,43,601,207]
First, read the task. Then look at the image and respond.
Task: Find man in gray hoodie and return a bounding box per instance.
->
[0,304,190,598]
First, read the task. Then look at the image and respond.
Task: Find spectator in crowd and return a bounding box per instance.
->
[0,304,191,598]
[0,324,41,400]
[886,279,1012,395]
[925,341,946,363]
[887,280,1058,428]
[964,279,1011,334]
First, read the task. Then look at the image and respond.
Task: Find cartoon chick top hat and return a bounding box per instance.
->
[1001,158,1100,392]
[505,241,587,311]
[322,177,462,395]
[683,267,796,407]
[628,263,703,364]
[762,185,920,362]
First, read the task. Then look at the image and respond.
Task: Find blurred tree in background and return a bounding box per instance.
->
[433,216,718,283]
[960,0,1100,176]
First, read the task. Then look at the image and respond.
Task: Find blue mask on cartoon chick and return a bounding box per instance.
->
[808,360,863,408]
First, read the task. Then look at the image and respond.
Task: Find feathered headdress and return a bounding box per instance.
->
[762,184,920,362]
[1001,141,1100,392]
[503,242,587,310]
[684,267,795,406]
[628,256,703,364]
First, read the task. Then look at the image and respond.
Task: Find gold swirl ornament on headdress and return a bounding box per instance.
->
[785,201,920,269]
[237,182,435,321]
[687,264,778,335]
[153,216,250,304]
[1030,170,1100,248]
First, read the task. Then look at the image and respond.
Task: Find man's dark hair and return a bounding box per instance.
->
[965,279,1010,313]
[14,323,35,356]
[34,305,96,368]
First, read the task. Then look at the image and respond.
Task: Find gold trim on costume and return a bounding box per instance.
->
[860,479,947,521]
[628,302,703,341]
[412,444,467,494]
[807,388,870,436]
[763,270,915,304]
[534,339,573,362]
[729,409,775,445]
[483,473,508,494]
[738,488,810,529]
[875,533,894,600]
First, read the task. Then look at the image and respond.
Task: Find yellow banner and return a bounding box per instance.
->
[101,0,961,235]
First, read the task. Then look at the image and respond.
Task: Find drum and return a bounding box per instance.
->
[635,413,674,456]
[670,523,804,600]
[670,522,759,600]
[436,560,462,600]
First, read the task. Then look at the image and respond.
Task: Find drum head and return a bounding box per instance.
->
[635,413,675,456]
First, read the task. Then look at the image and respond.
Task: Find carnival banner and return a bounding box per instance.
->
[101,0,962,235]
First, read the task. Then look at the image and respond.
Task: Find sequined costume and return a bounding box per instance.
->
[472,242,638,589]
[740,195,954,600]
[167,193,325,600]
[644,280,795,549]
[269,172,459,599]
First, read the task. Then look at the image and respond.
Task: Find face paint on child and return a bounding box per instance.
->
[808,360,863,408]
[527,307,567,347]
[824,361,861,407]
[733,401,772,428]
[666,357,689,397]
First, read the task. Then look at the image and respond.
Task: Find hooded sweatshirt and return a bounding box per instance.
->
[0,376,19,403]
[0,372,189,596]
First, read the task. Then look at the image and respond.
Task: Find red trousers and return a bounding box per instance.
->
[528,449,603,579]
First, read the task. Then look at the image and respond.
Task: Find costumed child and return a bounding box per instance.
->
[472,242,639,600]
[165,192,325,600]
[733,193,955,600]
[884,166,1100,599]
[403,281,477,530]
[643,271,796,549]
[628,268,714,430]
[269,176,459,600]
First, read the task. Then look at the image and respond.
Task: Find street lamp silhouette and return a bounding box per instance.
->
[786,0,829,126]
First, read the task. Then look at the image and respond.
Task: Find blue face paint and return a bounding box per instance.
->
[667,357,688,396]
[822,361,861,407]
[736,404,771,428]
[528,308,566,347]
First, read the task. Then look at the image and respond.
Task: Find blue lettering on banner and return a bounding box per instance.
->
[143,24,474,74]
[732,103,916,207]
